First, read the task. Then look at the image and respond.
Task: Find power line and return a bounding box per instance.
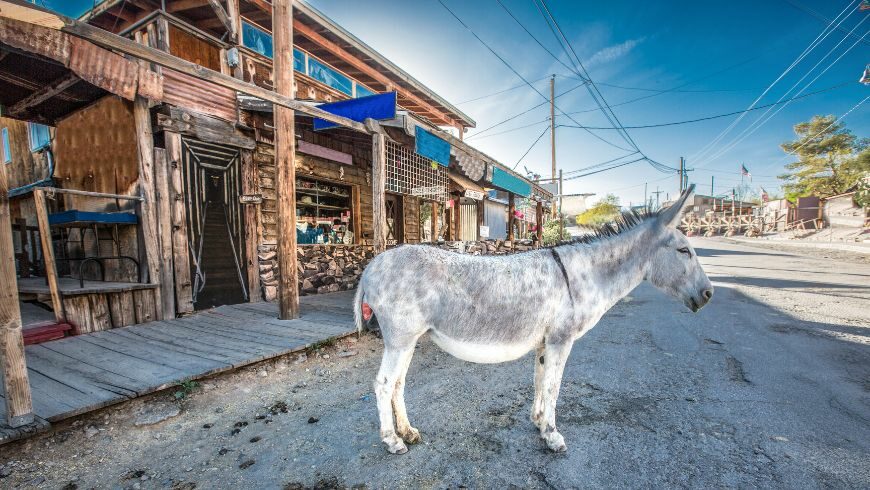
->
[454,75,552,104]
[435,0,634,152]
[563,157,648,181]
[513,126,550,169]
[465,81,585,139]
[555,80,852,130]
[782,0,870,46]
[471,119,550,140]
[563,151,641,176]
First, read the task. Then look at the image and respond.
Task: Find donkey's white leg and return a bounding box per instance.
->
[539,341,572,452]
[374,347,414,454]
[531,342,546,428]
[392,348,420,444]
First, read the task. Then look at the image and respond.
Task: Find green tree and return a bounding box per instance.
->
[541,218,570,245]
[778,115,869,200]
[575,194,621,227]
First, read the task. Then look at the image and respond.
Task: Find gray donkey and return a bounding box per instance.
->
[353,185,712,454]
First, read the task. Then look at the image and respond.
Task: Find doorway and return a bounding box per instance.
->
[180,138,249,310]
[385,193,404,244]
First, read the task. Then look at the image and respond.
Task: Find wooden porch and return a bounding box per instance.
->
[0,290,357,445]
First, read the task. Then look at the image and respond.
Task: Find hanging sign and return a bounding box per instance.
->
[464,189,485,200]
[239,194,263,204]
[479,225,490,238]
[415,126,450,167]
[313,92,397,131]
[410,185,446,197]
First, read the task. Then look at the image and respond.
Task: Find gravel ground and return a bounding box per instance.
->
[0,238,868,489]
[720,237,870,265]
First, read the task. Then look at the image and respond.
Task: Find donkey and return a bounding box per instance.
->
[353,185,712,454]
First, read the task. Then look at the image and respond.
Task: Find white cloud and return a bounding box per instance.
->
[587,37,646,67]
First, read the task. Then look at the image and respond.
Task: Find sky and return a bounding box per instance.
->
[41,0,869,207]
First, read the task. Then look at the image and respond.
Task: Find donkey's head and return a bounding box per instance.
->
[645,185,713,312]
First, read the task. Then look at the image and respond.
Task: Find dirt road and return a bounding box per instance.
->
[1,238,868,489]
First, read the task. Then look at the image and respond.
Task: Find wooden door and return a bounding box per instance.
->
[385,193,403,244]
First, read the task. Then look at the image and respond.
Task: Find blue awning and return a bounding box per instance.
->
[490,166,531,197]
[313,91,397,130]
[414,126,450,167]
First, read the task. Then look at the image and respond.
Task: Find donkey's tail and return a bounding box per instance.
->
[353,283,365,337]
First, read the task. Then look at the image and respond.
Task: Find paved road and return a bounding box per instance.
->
[2,238,868,489]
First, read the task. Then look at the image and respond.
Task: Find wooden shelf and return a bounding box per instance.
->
[296,187,350,199]
[297,202,350,211]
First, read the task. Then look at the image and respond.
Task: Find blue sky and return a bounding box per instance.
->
[42,0,869,206]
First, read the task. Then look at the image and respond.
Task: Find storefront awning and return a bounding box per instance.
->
[449,172,486,200]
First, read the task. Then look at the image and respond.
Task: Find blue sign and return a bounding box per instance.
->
[414,126,450,167]
[313,91,397,130]
[491,166,531,197]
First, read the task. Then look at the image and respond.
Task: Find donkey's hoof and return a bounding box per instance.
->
[383,435,408,455]
[400,427,422,444]
[543,431,567,452]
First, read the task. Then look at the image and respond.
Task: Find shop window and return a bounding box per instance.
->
[2,128,10,163]
[296,177,354,244]
[28,123,50,151]
[355,83,376,98]
[242,21,273,59]
[307,57,353,96]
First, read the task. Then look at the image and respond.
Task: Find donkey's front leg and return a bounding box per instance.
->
[392,347,421,444]
[531,342,545,428]
[539,341,573,452]
[374,347,414,454]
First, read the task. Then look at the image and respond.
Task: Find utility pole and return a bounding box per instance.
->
[651,187,664,211]
[644,182,648,212]
[550,75,557,219]
[558,169,564,241]
[711,175,714,197]
[678,157,684,192]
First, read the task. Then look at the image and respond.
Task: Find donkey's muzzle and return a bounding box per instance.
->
[691,288,714,312]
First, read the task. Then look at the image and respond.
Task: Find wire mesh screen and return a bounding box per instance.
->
[385,140,448,203]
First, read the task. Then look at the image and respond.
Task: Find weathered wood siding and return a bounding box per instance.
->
[0,118,51,193]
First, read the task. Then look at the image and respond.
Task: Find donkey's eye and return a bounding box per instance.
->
[677,247,691,257]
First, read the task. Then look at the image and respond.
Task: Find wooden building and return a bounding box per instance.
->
[0,1,548,427]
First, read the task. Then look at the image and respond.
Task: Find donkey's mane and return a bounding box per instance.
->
[544,208,661,249]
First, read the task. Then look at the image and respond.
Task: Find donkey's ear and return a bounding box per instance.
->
[659,184,695,228]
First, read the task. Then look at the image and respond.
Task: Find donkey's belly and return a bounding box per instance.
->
[429,331,536,364]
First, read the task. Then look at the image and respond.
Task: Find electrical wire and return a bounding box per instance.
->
[563,151,641,176]
[435,0,635,152]
[782,0,870,46]
[465,81,585,139]
[555,80,851,130]
[562,157,648,181]
[513,126,550,169]
[471,118,550,140]
[455,75,552,104]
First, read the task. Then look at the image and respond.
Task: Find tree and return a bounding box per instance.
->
[575,194,621,227]
[541,218,570,245]
[778,115,869,200]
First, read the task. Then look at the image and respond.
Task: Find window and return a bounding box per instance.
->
[242,21,273,59]
[295,177,354,245]
[307,57,353,96]
[355,83,376,98]
[28,123,51,151]
[1,128,10,163]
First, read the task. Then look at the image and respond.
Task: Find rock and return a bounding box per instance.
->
[239,460,255,470]
[0,465,12,478]
[308,417,319,424]
[337,350,358,358]
[322,354,330,360]
[293,354,308,364]
[258,369,268,377]
[134,401,181,426]
[84,426,99,439]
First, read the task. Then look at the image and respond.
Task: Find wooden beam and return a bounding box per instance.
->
[133,32,163,320]
[371,127,387,253]
[166,0,209,13]
[205,0,234,37]
[7,73,79,117]
[535,201,543,243]
[0,1,370,133]
[153,148,176,319]
[274,0,299,320]
[0,149,34,428]
[225,0,241,44]
[292,20,456,126]
[507,192,515,242]
[453,197,461,241]
[240,149,261,302]
[33,189,63,323]
[431,201,438,242]
[165,132,194,314]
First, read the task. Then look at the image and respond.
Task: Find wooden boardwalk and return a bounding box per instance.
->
[0,290,357,444]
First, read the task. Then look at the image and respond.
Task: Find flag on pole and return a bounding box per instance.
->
[740,164,751,178]
[761,187,769,203]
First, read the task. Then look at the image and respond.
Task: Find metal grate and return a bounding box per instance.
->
[385,140,448,203]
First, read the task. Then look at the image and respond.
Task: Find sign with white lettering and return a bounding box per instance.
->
[464,189,484,200]
[239,194,262,204]
[410,185,446,197]
[479,225,489,238]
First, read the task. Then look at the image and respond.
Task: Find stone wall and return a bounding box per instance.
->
[257,243,374,300]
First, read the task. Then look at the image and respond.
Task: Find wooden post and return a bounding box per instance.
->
[15,219,30,278]
[507,192,515,241]
[453,197,462,241]
[371,130,387,253]
[33,189,63,322]
[154,148,176,319]
[535,201,543,243]
[274,0,299,320]
[0,160,33,427]
[165,132,194,314]
[241,150,261,302]
[430,201,438,242]
[477,198,485,241]
[132,40,163,319]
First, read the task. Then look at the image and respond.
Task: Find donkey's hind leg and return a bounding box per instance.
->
[392,347,421,444]
[539,341,573,452]
[374,346,415,454]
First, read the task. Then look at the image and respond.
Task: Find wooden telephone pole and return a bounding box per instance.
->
[550,75,557,219]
